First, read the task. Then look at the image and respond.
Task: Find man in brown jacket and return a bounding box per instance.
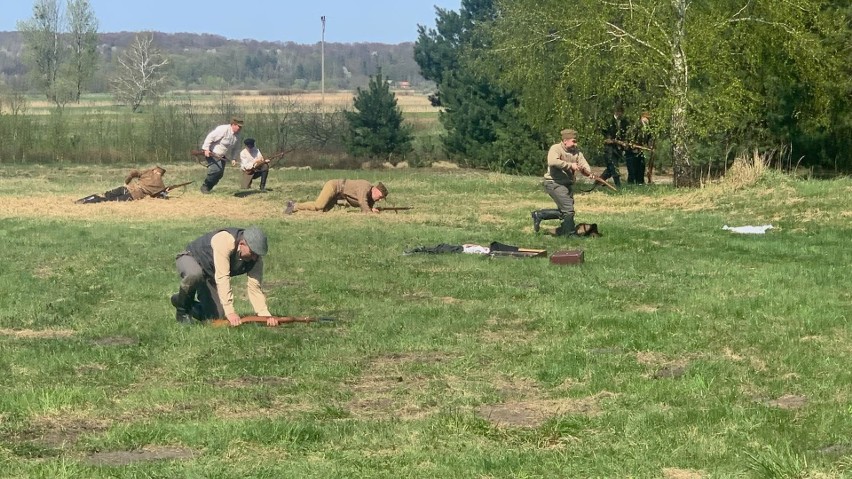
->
[284,179,388,214]
[75,166,167,204]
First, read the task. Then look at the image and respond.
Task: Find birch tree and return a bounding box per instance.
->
[110,33,170,112]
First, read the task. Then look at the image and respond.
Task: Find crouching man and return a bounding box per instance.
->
[170,226,278,326]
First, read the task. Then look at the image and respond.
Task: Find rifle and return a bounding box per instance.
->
[646,149,656,184]
[580,176,618,193]
[150,181,194,198]
[605,138,654,152]
[190,149,227,167]
[246,151,286,173]
[376,206,414,213]
[594,176,618,192]
[210,315,335,328]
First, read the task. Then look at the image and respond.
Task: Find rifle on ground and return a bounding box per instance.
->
[605,138,654,152]
[376,206,414,213]
[150,181,194,198]
[210,315,335,328]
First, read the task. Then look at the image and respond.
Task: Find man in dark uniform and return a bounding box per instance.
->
[75,166,167,204]
[284,179,388,214]
[601,106,629,187]
[171,226,277,326]
[629,110,654,184]
[530,129,597,236]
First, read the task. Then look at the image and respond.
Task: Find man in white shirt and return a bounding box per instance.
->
[234,138,270,192]
[200,117,243,193]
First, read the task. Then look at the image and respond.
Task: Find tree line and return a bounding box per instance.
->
[1,0,430,109]
[414,0,851,182]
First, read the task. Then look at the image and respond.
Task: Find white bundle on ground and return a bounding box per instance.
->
[722,224,774,234]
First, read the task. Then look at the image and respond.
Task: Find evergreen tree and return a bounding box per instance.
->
[415,0,547,175]
[344,69,413,162]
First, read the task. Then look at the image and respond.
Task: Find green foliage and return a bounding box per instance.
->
[344,70,413,162]
[489,0,851,178]
[414,0,548,175]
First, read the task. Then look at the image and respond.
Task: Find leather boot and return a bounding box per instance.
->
[531,209,562,233]
[259,170,268,192]
[170,290,194,324]
[555,215,577,237]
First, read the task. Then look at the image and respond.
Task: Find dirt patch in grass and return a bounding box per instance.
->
[479,317,540,347]
[764,394,808,410]
[82,446,199,466]
[346,351,457,420]
[91,336,139,347]
[662,468,707,479]
[636,351,692,379]
[478,391,616,428]
[16,416,110,449]
[0,328,75,339]
[210,376,294,388]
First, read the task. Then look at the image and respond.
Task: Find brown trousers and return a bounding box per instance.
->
[295,179,341,212]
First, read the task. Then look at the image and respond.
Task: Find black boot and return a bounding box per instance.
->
[531,209,562,233]
[555,215,577,237]
[258,170,268,192]
[170,291,194,324]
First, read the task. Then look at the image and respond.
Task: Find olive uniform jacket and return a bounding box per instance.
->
[338,179,376,213]
[124,168,166,200]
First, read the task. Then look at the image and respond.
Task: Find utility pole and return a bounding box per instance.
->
[320,16,326,103]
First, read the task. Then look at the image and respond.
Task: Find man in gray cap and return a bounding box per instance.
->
[171,226,277,326]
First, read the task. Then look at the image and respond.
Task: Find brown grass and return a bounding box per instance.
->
[28,90,439,113]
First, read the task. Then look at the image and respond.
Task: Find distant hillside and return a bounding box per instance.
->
[0,31,431,93]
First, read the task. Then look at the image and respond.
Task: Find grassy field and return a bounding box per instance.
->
[0,163,850,478]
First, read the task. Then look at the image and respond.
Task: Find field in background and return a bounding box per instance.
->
[24,90,440,114]
[0,165,849,477]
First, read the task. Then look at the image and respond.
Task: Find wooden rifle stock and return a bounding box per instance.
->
[593,176,618,192]
[210,315,334,328]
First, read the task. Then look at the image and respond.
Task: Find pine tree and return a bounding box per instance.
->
[344,69,413,163]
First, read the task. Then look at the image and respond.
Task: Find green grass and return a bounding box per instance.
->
[0,165,849,478]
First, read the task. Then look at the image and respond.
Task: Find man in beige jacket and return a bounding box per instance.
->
[531,129,596,236]
[284,179,388,214]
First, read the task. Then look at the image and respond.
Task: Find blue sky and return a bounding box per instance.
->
[1,0,462,44]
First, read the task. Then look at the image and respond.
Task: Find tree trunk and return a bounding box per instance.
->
[670,0,692,187]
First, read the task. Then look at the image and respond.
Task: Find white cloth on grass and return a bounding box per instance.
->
[722,224,774,234]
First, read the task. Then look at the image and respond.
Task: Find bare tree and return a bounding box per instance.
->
[66,0,98,102]
[110,33,169,112]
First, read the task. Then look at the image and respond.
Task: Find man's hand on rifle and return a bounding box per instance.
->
[226,312,242,327]
[264,316,278,327]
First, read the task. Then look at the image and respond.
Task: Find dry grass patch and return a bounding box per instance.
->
[82,446,199,466]
[346,352,458,420]
[477,391,616,428]
[764,394,808,410]
[17,414,111,449]
[0,328,75,339]
[662,468,707,479]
